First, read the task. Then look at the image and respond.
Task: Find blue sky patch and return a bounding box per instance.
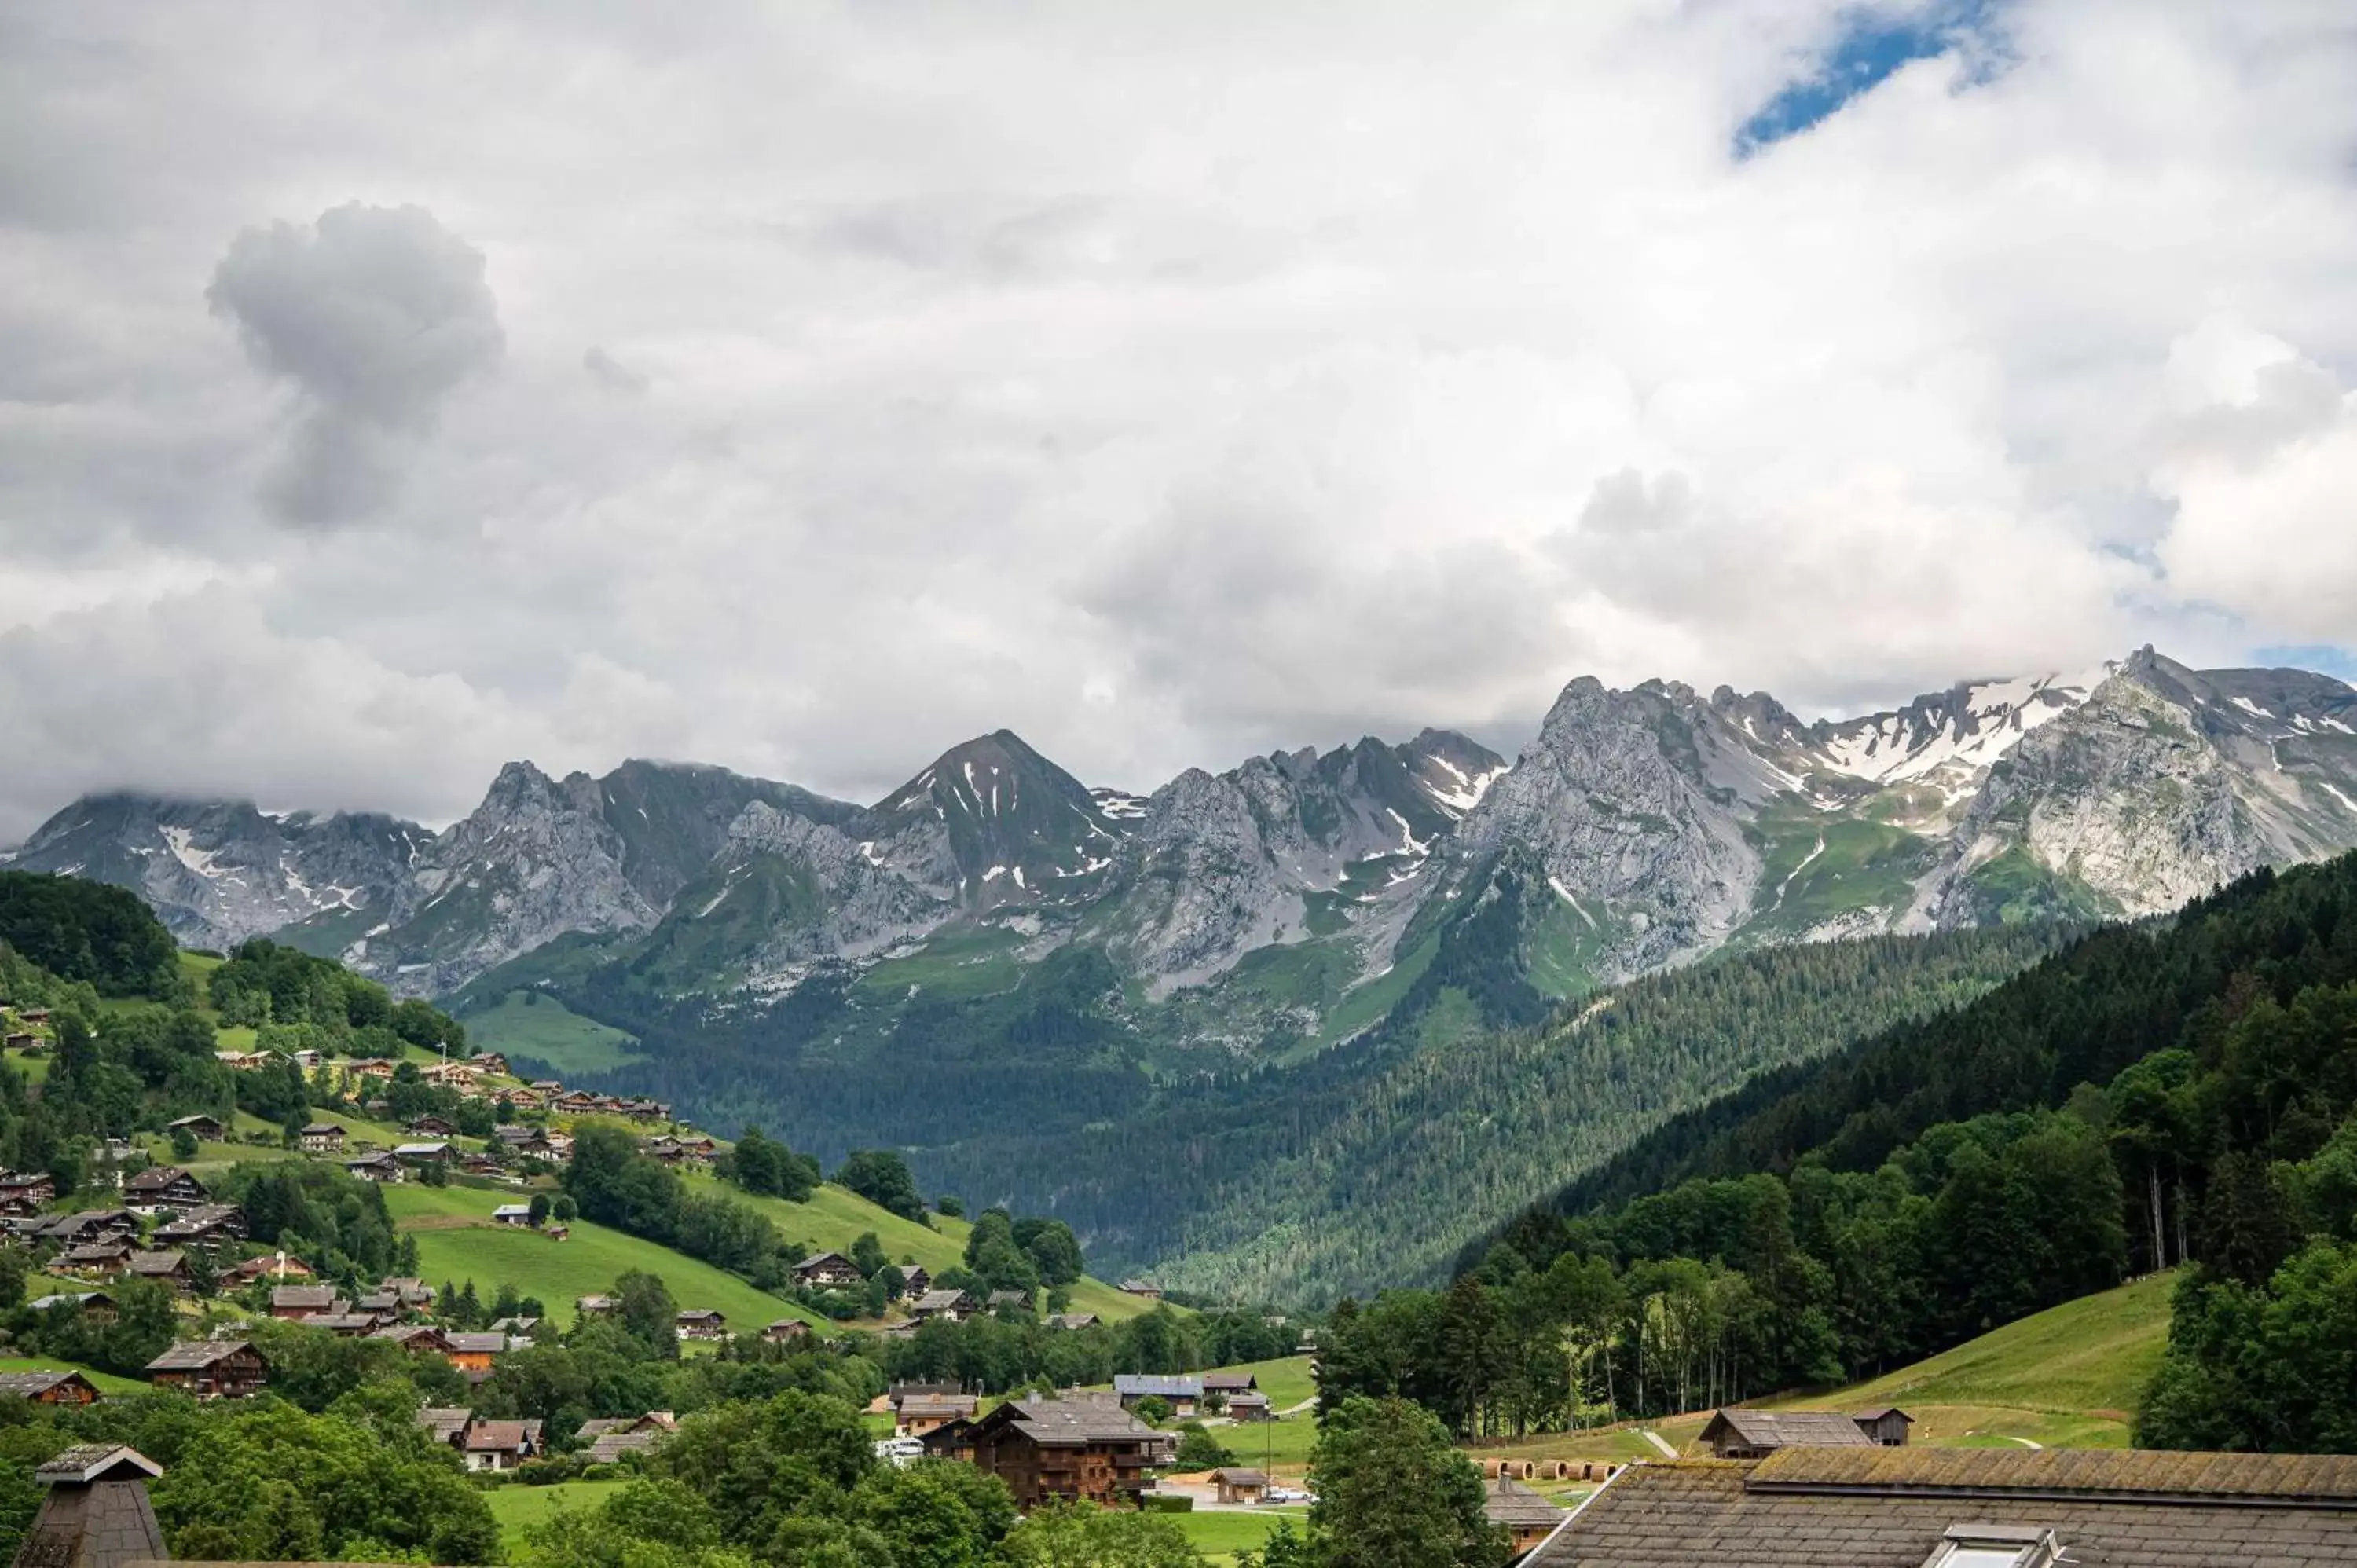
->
[1737,1,2004,156]
[2255,645,2357,682]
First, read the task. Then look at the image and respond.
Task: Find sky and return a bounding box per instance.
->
[2,0,2355,839]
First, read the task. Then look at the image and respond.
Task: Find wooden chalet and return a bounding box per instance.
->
[922,1396,1164,1509]
[793,1251,864,1290]
[405,1114,459,1137]
[468,1052,511,1076]
[1214,1467,1269,1505]
[493,1203,534,1226]
[373,1323,453,1356]
[1523,1448,2357,1568]
[121,1165,209,1212]
[1226,1390,1274,1423]
[1852,1405,1915,1446]
[165,1113,226,1142]
[763,1319,812,1344]
[900,1265,932,1297]
[577,1412,677,1445]
[911,1288,975,1322]
[227,1253,313,1284]
[988,1289,1033,1313]
[56,1239,135,1277]
[417,1405,472,1445]
[576,1293,618,1317]
[0,1370,101,1406]
[896,1393,979,1438]
[1699,1409,1875,1460]
[344,1151,402,1182]
[1119,1279,1164,1300]
[459,1417,543,1470]
[394,1140,456,1164]
[0,1171,57,1214]
[1114,1374,1203,1419]
[1483,1475,1567,1559]
[675,1309,728,1341]
[271,1284,346,1320]
[311,1313,385,1337]
[153,1202,245,1250]
[299,1121,346,1153]
[382,1275,438,1307]
[124,1250,192,1291]
[27,1291,115,1321]
[145,1339,266,1398]
[444,1332,508,1373]
[1047,1312,1098,1332]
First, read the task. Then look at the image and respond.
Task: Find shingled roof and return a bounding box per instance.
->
[1525,1450,2357,1568]
[1485,1475,1569,1530]
[1699,1408,1873,1452]
[995,1397,1164,1445]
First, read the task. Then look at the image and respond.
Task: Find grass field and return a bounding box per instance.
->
[0,1356,148,1397]
[460,990,643,1076]
[383,1185,827,1335]
[1172,1504,1310,1564]
[1768,1270,2176,1447]
[680,1175,1166,1324]
[483,1478,618,1548]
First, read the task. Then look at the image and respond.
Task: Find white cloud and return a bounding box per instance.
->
[0,0,2354,837]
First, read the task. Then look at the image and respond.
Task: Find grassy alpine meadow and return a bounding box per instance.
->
[1768,1269,2176,1438]
[482,1478,622,1550]
[383,1183,828,1334]
[676,1174,1169,1323]
[456,988,646,1077]
[0,1356,148,1398]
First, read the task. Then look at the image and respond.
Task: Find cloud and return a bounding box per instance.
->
[2,2,2356,837]
[207,203,504,526]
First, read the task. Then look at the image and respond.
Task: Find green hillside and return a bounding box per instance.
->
[1769,1272,2176,1448]
[456,988,643,1076]
[384,1185,827,1334]
[677,1174,1167,1323]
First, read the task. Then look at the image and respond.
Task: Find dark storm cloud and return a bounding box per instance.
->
[207,203,504,526]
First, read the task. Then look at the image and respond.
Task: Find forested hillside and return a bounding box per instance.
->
[1125,926,2063,1301]
[1307,852,2357,1450]
[505,888,2058,1301]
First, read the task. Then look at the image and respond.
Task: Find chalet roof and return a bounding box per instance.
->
[913,1288,970,1312]
[994,1397,1162,1447]
[1215,1467,1269,1486]
[898,1394,978,1420]
[126,1250,185,1277]
[123,1165,200,1192]
[587,1429,665,1462]
[394,1141,453,1157]
[1484,1475,1568,1530]
[988,1290,1030,1307]
[165,1114,221,1130]
[299,1122,344,1135]
[1114,1374,1203,1399]
[27,1293,105,1311]
[444,1332,508,1354]
[155,1203,242,1235]
[417,1406,471,1442]
[1204,1372,1259,1392]
[675,1309,726,1323]
[1047,1313,1097,1330]
[1226,1391,1272,1408]
[1524,1451,2357,1568]
[35,1444,160,1484]
[346,1151,399,1166]
[272,1284,339,1309]
[309,1313,383,1334]
[145,1339,255,1372]
[492,1204,533,1218]
[1852,1405,1912,1422]
[1701,1409,1874,1451]
[462,1419,538,1451]
[796,1251,852,1269]
[58,1241,132,1263]
[0,1370,95,1399]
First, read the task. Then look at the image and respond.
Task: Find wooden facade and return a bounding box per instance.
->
[145,1340,267,1398]
[924,1397,1161,1510]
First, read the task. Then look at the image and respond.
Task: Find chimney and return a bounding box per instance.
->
[12,1444,167,1567]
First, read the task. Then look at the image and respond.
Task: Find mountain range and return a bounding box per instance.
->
[7,647,2356,1048]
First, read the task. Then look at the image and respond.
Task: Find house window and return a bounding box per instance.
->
[1923,1526,2063,1568]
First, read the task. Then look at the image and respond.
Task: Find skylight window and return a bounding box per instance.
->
[1923,1525,2065,1568]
